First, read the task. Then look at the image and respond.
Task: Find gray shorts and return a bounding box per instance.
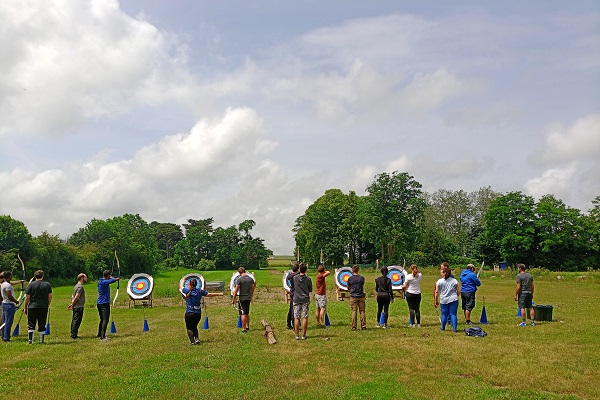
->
[315,294,327,309]
[293,302,310,319]
[518,292,533,309]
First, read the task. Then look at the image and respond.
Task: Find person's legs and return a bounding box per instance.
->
[414,294,422,325]
[293,303,300,337]
[376,297,384,326]
[440,303,449,330]
[382,298,390,326]
[2,303,15,341]
[71,308,84,338]
[98,304,110,338]
[449,300,459,332]
[302,303,309,337]
[359,297,366,329]
[350,298,358,329]
[287,299,294,329]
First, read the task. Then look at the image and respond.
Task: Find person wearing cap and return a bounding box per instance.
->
[459,264,481,325]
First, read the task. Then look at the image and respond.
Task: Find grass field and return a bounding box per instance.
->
[2,267,599,400]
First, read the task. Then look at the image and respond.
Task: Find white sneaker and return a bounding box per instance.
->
[417,324,421,328]
[376,324,381,328]
[408,324,415,328]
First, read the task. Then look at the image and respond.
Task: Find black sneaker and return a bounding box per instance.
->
[466,320,473,325]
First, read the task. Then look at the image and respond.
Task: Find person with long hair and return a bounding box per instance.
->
[375,267,393,328]
[402,264,422,328]
[181,278,222,345]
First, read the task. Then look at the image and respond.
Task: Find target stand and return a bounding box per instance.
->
[127,274,154,308]
[387,265,406,300]
[334,267,352,301]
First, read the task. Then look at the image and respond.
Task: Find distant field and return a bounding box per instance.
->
[267,255,295,268]
[2,268,599,399]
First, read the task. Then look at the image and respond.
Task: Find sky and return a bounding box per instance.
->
[1,0,599,255]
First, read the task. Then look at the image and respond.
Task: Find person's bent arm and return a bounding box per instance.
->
[514,282,521,301]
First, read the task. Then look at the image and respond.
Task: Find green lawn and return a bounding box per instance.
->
[2,268,598,399]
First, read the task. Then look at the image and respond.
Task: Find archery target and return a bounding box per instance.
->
[387,266,406,290]
[127,274,154,300]
[179,273,205,292]
[283,270,293,292]
[229,271,256,296]
[334,267,353,291]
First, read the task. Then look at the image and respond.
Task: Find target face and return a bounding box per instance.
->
[387,266,406,290]
[334,267,353,291]
[229,271,256,296]
[179,273,205,292]
[127,274,154,300]
[283,270,293,292]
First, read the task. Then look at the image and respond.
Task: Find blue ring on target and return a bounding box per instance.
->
[179,273,205,292]
[386,266,406,290]
[334,267,353,291]
[127,273,154,300]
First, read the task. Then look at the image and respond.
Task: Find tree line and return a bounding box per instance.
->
[293,171,600,271]
[0,214,272,284]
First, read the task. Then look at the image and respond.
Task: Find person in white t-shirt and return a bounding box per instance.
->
[402,264,422,327]
[434,262,460,332]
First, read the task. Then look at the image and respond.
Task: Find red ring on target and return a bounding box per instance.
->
[127,273,154,300]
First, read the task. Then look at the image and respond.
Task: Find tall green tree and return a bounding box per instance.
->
[481,192,536,265]
[359,171,426,264]
[149,221,183,259]
[0,215,35,259]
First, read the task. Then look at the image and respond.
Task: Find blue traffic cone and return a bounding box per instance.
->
[143,319,149,332]
[12,323,20,336]
[110,321,117,334]
[517,307,521,317]
[237,315,242,328]
[479,306,488,324]
[324,313,330,327]
[379,312,385,326]
[44,322,50,335]
[202,316,209,330]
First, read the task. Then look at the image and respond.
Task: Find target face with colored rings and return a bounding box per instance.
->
[386,266,406,290]
[179,273,205,292]
[334,267,353,291]
[283,270,293,292]
[127,274,154,300]
[230,271,256,296]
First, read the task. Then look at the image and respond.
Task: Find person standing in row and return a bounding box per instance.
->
[459,264,481,325]
[348,265,366,331]
[375,267,393,328]
[232,267,255,333]
[67,273,87,339]
[292,263,312,340]
[314,264,330,328]
[286,262,299,329]
[515,263,535,327]
[23,270,52,344]
[1,271,20,342]
[181,277,223,345]
[403,264,423,328]
[97,270,120,341]
[434,262,459,332]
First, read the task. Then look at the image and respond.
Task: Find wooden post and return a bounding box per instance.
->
[261,320,277,344]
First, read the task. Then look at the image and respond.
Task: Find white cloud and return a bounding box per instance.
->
[524,164,578,203]
[0,0,193,136]
[534,112,600,164]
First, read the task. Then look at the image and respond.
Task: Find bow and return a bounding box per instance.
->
[112,250,120,307]
[15,254,26,303]
[477,260,485,278]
